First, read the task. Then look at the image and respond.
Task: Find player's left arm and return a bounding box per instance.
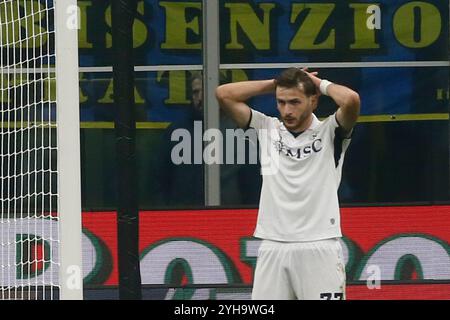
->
[303,69,360,134]
[327,83,360,133]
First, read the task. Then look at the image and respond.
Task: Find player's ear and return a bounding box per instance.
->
[311,94,319,110]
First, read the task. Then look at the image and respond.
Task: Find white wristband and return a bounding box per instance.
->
[319,79,333,96]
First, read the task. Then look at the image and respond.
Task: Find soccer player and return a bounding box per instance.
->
[215,68,360,300]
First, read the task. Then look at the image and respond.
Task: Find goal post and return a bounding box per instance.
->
[55,0,83,300]
[0,0,82,300]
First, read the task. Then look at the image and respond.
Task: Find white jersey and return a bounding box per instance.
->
[249,109,351,242]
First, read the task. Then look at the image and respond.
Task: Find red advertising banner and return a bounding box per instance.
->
[82,206,450,299]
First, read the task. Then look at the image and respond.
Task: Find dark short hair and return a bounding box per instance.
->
[275,68,317,97]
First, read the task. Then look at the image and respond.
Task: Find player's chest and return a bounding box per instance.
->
[268,129,327,162]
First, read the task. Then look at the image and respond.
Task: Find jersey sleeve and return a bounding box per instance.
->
[327,112,354,139]
[324,112,353,169]
[248,108,271,130]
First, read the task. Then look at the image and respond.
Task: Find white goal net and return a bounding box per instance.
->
[0,0,82,300]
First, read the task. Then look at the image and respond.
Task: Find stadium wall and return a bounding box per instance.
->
[11,205,447,299]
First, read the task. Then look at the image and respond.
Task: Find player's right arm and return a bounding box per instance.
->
[215,80,276,129]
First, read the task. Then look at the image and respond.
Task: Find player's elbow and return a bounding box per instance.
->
[215,85,228,103]
[215,85,233,110]
[344,91,360,115]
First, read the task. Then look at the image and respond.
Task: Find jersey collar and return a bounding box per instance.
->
[309,113,320,130]
[281,113,320,137]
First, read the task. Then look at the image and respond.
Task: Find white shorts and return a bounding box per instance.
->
[252,238,346,300]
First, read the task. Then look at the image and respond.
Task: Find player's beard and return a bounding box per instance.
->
[282,112,309,132]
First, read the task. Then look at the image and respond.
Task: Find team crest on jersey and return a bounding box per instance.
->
[273,136,287,155]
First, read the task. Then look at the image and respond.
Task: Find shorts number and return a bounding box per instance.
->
[320,292,343,300]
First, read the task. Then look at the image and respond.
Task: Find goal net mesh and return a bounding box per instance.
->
[0,0,59,300]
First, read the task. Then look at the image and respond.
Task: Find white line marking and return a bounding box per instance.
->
[0,61,448,73]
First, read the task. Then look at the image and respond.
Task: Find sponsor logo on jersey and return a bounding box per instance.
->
[273,135,322,160]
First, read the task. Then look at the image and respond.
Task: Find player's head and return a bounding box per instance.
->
[275,68,318,132]
[190,72,203,111]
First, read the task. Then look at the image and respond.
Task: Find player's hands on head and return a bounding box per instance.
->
[301,67,322,96]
